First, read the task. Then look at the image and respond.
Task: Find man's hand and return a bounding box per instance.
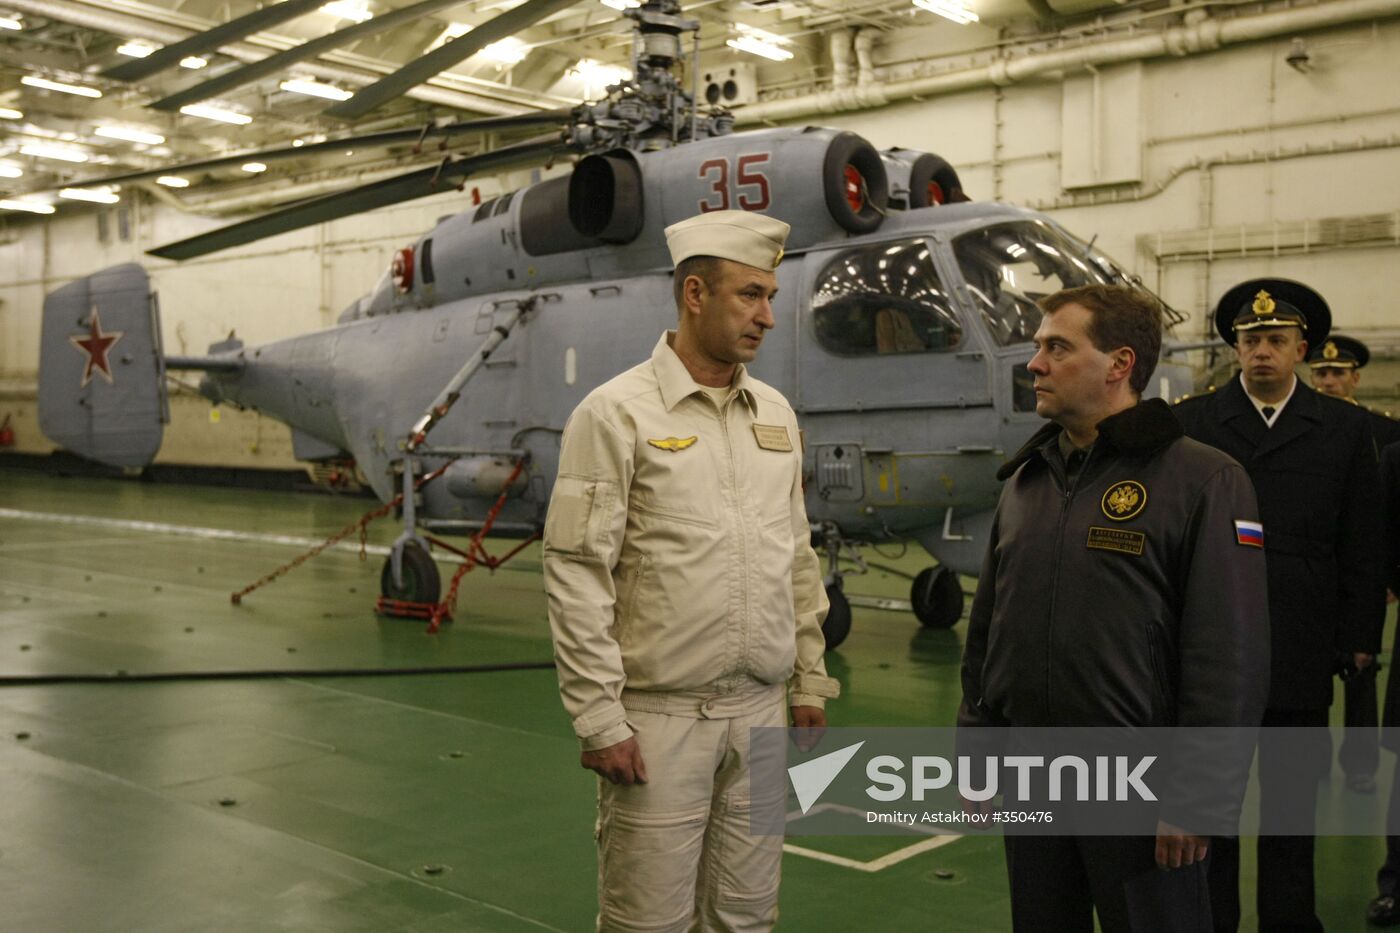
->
[1356,652,1376,671]
[581,736,648,785]
[1155,820,1209,869]
[790,705,827,753]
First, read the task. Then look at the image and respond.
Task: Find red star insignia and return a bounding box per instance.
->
[69,307,124,388]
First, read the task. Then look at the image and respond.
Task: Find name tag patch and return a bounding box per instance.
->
[1234,520,1264,548]
[752,424,793,452]
[1086,526,1146,556]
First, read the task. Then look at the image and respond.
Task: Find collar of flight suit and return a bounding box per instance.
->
[997,398,1185,481]
[651,331,759,415]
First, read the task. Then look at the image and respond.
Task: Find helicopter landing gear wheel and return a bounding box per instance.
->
[911,566,963,629]
[822,582,852,651]
[379,541,441,613]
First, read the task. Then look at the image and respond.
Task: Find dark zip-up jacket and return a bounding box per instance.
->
[959,400,1270,732]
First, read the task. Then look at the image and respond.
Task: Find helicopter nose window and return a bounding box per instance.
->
[811,239,962,356]
[953,221,1120,346]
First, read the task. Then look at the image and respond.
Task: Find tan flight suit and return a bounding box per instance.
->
[545,331,839,932]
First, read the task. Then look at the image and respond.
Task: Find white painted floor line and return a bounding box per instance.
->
[783,835,960,873]
[781,801,965,871]
[0,507,470,563]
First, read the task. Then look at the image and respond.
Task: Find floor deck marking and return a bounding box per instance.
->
[0,508,541,572]
[781,802,965,872]
[289,679,560,742]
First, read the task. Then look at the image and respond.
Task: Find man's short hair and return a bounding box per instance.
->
[1039,285,1164,395]
[673,255,724,310]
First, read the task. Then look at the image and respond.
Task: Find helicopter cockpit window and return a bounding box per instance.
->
[812,239,962,356]
[953,221,1126,346]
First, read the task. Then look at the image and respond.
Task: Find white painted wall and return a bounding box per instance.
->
[3,16,1399,466]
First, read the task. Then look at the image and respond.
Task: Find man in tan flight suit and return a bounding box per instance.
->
[544,209,839,933]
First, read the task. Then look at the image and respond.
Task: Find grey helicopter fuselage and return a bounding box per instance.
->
[191,125,1192,577]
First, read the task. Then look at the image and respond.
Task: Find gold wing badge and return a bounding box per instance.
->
[648,436,699,452]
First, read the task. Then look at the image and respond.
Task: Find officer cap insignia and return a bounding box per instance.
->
[648,436,698,452]
[1101,481,1148,521]
[1324,341,1338,359]
[1213,278,1330,346]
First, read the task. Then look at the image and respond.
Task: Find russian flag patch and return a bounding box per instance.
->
[1235,520,1264,548]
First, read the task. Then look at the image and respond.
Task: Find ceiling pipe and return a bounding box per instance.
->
[3,0,543,116]
[830,28,854,89]
[854,28,877,85]
[739,0,1400,124]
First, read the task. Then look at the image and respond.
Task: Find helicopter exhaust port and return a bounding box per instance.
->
[821,132,889,234]
[883,148,970,209]
[568,150,644,243]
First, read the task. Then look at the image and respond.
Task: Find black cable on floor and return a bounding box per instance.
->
[0,660,557,686]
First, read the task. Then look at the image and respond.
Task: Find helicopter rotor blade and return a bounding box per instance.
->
[102,0,329,83]
[49,110,575,191]
[146,135,575,262]
[149,0,483,112]
[322,0,580,122]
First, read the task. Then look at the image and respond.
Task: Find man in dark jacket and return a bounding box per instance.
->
[1368,441,1400,926]
[959,284,1270,932]
[1308,334,1396,796]
[1175,279,1387,933]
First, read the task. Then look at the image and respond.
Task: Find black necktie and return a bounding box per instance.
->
[1262,406,1276,421]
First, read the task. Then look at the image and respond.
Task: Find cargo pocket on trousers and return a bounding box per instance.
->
[598,804,708,931]
[715,796,782,912]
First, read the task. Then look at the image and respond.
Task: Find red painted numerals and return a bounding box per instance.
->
[696,153,772,213]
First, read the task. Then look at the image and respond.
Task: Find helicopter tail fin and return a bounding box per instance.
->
[38,263,167,468]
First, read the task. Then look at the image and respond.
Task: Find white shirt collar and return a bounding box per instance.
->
[1240,372,1297,428]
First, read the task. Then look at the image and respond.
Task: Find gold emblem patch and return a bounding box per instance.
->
[1253,290,1276,316]
[648,436,698,452]
[1101,481,1148,521]
[1323,340,1339,360]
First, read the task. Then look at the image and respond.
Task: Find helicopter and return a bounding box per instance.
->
[35,0,1193,649]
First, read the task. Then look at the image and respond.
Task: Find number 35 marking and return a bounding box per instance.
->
[697,153,772,212]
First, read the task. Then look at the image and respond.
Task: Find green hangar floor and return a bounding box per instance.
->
[0,466,1390,931]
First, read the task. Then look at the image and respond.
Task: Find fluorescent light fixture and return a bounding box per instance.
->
[156,175,189,188]
[291,138,306,147]
[241,162,267,173]
[20,142,89,162]
[179,103,252,125]
[726,24,794,62]
[21,75,103,98]
[0,165,22,178]
[60,186,120,204]
[117,40,157,57]
[0,107,21,120]
[279,78,353,101]
[912,0,979,24]
[426,21,471,52]
[95,125,166,145]
[0,14,23,29]
[320,0,372,21]
[180,56,207,69]
[0,199,54,214]
[479,37,527,65]
[599,0,639,9]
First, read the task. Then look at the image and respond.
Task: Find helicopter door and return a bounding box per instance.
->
[796,237,990,412]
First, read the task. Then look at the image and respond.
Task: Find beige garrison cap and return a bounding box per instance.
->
[663,209,791,271]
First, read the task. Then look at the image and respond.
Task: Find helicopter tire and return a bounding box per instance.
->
[911,566,964,629]
[822,583,852,651]
[379,541,441,612]
[823,133,890,234]
[906,153,967,207]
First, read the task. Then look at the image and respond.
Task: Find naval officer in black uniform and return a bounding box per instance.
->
[1175,279,1387,933]
[1308,335,1399,796]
